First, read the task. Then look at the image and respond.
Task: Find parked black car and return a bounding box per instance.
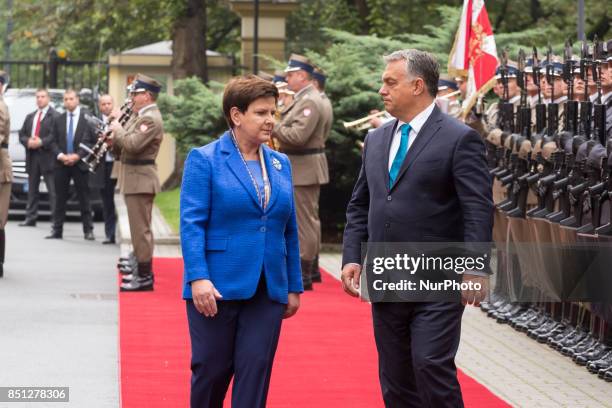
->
[5,88,103,220]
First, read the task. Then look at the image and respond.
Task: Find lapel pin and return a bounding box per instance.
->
[272,157,282,171]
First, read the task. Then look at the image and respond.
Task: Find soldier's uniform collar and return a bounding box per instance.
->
[138,103,157,116]
[294,84,314,100]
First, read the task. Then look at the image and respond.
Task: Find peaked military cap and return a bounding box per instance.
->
[438,73,458,91]
[273,70,287,84]
[128,73,162,94]
[284,54,314,74]
[312,67,326,86]
[258,71,274,82]
[495,61,519,79]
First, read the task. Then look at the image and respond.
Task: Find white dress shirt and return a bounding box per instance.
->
[388,102,436,171]
[30,105,50,138]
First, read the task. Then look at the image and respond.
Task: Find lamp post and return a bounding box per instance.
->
[253,0,259,74]
[577,0,585,42]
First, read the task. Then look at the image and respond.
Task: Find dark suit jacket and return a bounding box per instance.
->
[50,108,97,173]
[18,107,57,173]
[342,105,494,267]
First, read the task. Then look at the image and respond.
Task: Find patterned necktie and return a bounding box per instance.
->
[389,123,411,188]
[66,113,74,154]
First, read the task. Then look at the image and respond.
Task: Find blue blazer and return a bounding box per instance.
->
[342,105,494,266]
[180,131,303,304]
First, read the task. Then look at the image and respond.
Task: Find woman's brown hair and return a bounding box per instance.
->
[222,74,279,128]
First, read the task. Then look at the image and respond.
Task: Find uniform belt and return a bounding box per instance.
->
[281,147,325,156]
[1,143,7,149]
[123,159,155,165]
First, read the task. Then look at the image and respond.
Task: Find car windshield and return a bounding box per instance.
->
[4,90,64,131]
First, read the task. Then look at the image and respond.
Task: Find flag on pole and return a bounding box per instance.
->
[448,0,498,118]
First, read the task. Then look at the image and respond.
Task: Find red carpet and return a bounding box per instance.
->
[119,258,509,407]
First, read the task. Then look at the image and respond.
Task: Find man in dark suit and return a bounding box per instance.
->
[94,94,117,244]
[341,50,494,407]
[46,89,97,240]
[18,88,57,226]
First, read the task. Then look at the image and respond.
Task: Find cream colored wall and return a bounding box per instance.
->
[108,54,233,186]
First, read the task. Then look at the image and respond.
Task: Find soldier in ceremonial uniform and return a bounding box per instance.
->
[310,67,333,283]
[541,58,568,132]
[484,63,520,133]
[455,75,487,136]
[272,54,329,290]
[109,74,164,292]
[0,71,12,278]
[436,73,461,118]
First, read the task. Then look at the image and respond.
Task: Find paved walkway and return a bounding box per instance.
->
[320,252,612,408]
[0,220,119,407]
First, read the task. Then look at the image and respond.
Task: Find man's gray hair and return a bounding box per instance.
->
[383,49,440,97]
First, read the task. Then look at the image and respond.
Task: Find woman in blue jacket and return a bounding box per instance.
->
[180,75,303,408]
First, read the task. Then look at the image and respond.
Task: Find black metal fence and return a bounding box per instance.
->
[1,50,108,93]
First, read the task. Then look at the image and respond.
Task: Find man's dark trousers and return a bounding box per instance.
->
[25,160,55,221]
[52,165,92,234]
[372,301,465,407]
[100,160,117,240]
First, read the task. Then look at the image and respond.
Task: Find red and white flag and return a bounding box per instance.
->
[448,0,498,117]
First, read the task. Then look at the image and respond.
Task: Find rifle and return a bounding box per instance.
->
[502,50,534,217]
[594,143,612,235]
[576,144,607,233]
[533,47,547,136]
[592,36,607,146]
[489,49,516,173]
[561,39,578,134]
[528,148,564,218]
[577,41,593,137]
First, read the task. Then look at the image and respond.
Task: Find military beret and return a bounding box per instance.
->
[284,54,314,74]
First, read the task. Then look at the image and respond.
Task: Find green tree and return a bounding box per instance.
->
[157,77,226,155]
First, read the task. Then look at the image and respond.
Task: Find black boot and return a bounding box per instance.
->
[117,252,137,268]
[120,262,154,292]
[301,259,313,291]
[311,255,322,283]
[0,229,4,278]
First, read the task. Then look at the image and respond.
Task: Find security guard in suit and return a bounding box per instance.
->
[273,55,329,290]
[0,71,13,278]
[109,74,164,291]
[310,67,333,284]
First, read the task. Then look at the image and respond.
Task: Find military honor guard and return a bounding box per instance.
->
[0,71,12,277]
[310,67,333,283]
[109,74,164,292]
[272,54,329,290]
